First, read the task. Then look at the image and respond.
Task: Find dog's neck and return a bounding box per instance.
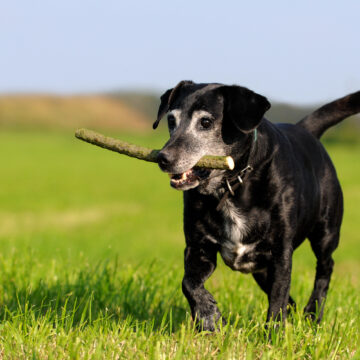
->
[232,130,257,172]
[233,118,277,170]
[194,119,277,199]
[213,126,260,207]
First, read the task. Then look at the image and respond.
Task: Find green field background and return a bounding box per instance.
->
[0,128,359,358]
[1,130,359,268]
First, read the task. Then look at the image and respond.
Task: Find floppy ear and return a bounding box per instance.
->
[220,85,271,133]
[153,80,194,129]
[153,88,173,129]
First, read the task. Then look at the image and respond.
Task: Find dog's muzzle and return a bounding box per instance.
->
[157,151,210,190]
[168,168,210,190]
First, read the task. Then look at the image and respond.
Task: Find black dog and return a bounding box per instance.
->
[153,81,360,331]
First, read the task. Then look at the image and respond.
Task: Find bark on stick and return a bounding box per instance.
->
[75,128,234,170]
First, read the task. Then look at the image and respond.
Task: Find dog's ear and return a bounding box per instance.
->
[153,88,173,129]
[219,85,271,133]
[153,80,194,129]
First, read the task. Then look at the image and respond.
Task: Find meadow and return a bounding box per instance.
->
[0,128,359,359]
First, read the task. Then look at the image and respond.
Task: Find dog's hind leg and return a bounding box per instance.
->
[182,244,225,332]
[253,271,296,310]
[256,244,295,324]
[304,229,340,323]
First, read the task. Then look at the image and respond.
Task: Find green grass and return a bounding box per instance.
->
[0,129,359,359]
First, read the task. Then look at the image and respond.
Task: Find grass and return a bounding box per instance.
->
[0,128,359,359]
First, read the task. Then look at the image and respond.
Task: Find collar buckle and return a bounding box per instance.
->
[226,164,253,197]
[226,179,235,196]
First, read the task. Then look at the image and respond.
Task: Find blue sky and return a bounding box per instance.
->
[1,0,359,103]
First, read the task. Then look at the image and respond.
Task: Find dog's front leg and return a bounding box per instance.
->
[266,246,293,323]
[182,243,224,331]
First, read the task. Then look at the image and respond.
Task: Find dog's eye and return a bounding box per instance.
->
[167,115,176,130]
[200,117,212,129]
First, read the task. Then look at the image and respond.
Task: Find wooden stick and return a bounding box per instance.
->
[75,128,234,170]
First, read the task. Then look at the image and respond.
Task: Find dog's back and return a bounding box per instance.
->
[275,122,343,248]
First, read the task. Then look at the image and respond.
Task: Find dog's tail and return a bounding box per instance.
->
[297,91,360,139]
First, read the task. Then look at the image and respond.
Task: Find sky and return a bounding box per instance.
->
[0,0,359,104]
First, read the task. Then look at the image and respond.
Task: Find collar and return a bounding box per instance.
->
[216,129,257,211]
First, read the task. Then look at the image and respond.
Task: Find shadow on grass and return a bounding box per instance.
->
[0,258,187,332]
[0,253,275,333]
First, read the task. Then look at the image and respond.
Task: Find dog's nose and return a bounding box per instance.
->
[157,152,171,170]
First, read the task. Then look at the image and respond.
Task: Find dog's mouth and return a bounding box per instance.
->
[169,168,210,190]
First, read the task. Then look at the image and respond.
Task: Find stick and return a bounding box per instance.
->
[75,128,234,170]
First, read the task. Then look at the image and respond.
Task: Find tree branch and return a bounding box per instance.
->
[75,128,234,170]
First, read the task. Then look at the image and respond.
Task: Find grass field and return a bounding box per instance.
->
[0,129,359,359]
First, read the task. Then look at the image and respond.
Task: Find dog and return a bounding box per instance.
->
[153,81,360,331]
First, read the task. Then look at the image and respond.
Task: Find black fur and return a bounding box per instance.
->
[155,82,360,331]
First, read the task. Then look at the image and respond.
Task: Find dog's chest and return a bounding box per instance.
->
[217,200,260,273]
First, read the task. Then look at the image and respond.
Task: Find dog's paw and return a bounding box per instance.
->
[194,307,226,332]
[196,315,226,332]
[304,310,323,324]
[304,303,323,324]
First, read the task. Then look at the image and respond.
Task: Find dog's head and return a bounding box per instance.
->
[154,81,270,192]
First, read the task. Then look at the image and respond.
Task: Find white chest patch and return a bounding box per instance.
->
[221,199,248,242]
[219,200,256,272]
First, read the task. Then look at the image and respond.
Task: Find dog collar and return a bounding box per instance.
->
[225,164,253,195]
[225,129,257,191]
[254,128,258,142]
[216,129,257,210]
